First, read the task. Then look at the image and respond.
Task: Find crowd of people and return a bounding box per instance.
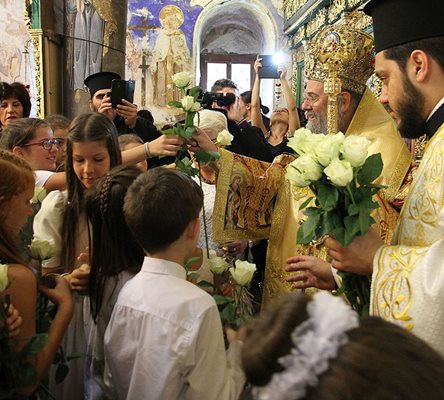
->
[1,0,444,398]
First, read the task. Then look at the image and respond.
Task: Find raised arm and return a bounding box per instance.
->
[279,66,300,134]
[251,56,268,137]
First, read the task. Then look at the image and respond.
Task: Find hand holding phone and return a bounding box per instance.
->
[110,79,135,108]
[258,55,281,79]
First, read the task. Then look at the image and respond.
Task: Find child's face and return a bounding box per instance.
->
[20,126,58,171]
[53,127,69,166]
[72,140,111,189]
[3,184,34,234]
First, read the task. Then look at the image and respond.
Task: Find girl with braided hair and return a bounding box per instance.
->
[83,164,144,399]
[242,292,444,400]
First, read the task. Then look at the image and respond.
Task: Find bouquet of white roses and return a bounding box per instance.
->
[210,257,256,328]
[286,128,384,314]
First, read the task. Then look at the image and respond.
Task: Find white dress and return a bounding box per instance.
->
[33,190,89,400]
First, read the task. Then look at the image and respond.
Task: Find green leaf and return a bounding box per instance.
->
[162,127,178,136]
[55,363,69,384]
[297,213,321,244]
[184,256,201,271]
[187,272,201,281]
[331,226,346,247]
[19,333,47,358]
[195,150,220,164]
[213,294,234,305]
[317,184,339,211]
[358,205,372,235]
[344,214,360,238]
[221,302,237,326]
[168,100,183,109]
[357,153,384,186]
[298,196,314,211]
[188,86,201,100]
[197,280,214,289]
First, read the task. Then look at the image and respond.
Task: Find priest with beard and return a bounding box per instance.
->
[321,0,444,357]
[194,21,414,310]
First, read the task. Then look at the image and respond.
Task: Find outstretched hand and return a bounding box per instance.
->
[254,55,262,74]
[148,135,184,157]
[285,255,336,290]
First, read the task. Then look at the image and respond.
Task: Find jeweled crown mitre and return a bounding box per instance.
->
[304,23,375,94]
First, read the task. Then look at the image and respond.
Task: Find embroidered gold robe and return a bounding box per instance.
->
[213,89,413,307]
[372,122,444,355]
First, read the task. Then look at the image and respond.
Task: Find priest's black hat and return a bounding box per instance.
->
[364,0,444,53]
[84,72,121,96]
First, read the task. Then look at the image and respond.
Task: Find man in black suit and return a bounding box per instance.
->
[211,79,273,162]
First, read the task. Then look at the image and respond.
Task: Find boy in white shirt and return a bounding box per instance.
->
[104,168,245,400]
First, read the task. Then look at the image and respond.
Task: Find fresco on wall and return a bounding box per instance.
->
[127,0,202,125]
[66,0,121,94]
[0,1,37,116]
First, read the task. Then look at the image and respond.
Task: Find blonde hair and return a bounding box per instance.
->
[193,109,228,139]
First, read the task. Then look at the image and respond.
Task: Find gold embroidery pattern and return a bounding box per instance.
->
[374,246,427,330]
[398,132,444,243]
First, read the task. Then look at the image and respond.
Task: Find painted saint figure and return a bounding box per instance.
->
[151,5,191,106]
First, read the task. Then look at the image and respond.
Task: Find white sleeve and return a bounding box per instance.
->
[34,170,55,187]
[184,305,245,400]
[33,190,67,270]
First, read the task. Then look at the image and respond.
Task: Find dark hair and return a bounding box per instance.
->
[0,149,34,265]
[211,79,238,92]
[86,164,144,323]
[124,168,203,253]
[61,112,121,271]
[243,293,444,400]
[137,109,154,124]
[0,118,49,150]
[0,82,32,118]
[384,36,444,73]
[44,114,71,132]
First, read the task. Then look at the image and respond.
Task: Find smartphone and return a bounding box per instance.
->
[110,79,135,108]
[258,55,281,79]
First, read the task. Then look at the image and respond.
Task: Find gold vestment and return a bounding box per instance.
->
[213,89,413,307]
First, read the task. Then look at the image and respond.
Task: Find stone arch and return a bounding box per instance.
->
[193,0,279,101]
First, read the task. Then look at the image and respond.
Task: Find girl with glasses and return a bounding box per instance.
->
[0,118,66,191]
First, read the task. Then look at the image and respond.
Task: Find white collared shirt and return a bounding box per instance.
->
[104,257,245,400]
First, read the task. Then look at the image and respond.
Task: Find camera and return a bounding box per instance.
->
[197,90,236,109]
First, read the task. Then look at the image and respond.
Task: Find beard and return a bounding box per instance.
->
[305,107,347,134]
[393,76,427,139]
[305,109,328,134]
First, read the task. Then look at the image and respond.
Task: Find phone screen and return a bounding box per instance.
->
[258,55,281,79]
[110,79,135,108]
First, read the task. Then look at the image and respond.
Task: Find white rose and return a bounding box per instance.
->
[287,128,324,156]
[181,95,200,112]
[29,239,55,260]
[208,256,231,275]
[0,263,8,292]
[286,155,323,187]
[172,71,191,89]
[324,159,354,187]
[314,132,345,167]
[216,129,233,147]
[341,135,371,167]
[230,260,256,286]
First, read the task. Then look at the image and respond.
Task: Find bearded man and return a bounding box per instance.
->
[196,22,413,309]
[321,0,444,356]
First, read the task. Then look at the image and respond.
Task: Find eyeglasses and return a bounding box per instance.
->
[302,93,323,105]
[22,138,62,150]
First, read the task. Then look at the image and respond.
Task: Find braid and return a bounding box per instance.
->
[99,174,113,215]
